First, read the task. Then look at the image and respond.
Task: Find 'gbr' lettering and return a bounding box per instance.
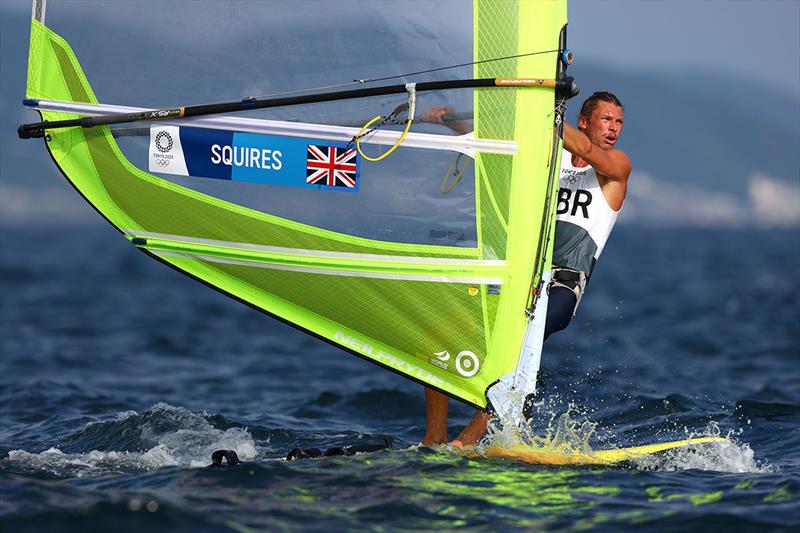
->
[557,188,592,218]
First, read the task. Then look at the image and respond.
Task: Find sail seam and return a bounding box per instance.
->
[127,231,502,265]
[155,251,505,284]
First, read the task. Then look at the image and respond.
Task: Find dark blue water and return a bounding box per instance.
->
[2,222,798,531]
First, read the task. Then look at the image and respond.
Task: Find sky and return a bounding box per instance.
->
[568,0,799,96]
[0,0,797,230]
[1,0,798,94]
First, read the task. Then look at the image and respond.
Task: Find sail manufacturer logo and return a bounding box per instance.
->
[431,351,450,370]
[332,332,445,387]
[430,350,480,377]
[454,350,479,377]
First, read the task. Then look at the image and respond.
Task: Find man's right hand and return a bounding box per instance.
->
[420,105,472,135]
[420,105,453,125]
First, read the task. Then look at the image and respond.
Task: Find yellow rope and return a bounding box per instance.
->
[356,116,413,162]
[356,83,416,162]
[440,154,469,194]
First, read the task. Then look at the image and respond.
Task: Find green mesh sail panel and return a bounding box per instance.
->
[471,0,566,395]
[24,0,567,408]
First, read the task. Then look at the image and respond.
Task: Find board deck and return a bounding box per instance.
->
[470,437,730,466]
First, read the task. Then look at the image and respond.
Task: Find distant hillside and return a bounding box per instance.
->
[566,63,799,227]
[568,63,799,196]
[1,2,797,227]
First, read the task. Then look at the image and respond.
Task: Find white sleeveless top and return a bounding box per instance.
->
[553,149,619,274]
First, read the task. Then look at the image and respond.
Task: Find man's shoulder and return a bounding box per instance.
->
[609,147,631,161]
[601,148,631,181]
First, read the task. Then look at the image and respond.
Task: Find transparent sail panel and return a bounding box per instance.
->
[111,93,479,248]
[144,144,478,248]
[38,1,481,248]
[40,1,473,108]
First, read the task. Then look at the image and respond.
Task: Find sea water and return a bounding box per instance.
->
[1,224,798,531]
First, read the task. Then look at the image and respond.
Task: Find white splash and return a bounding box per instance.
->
[2,403,258,477]
[479,407,773,474]
[632,422,776,474]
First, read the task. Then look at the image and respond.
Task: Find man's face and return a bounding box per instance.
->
[578,101,624,150]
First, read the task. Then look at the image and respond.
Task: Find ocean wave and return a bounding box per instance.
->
[2,404,258,477]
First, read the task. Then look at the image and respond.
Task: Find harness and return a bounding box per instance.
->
[550,266,587,315]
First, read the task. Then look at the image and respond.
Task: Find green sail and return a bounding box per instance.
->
[23,0,566,408]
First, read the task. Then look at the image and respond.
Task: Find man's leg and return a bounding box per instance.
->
[543,286,576,341]
[452,287,579,446]
[453,409,492,447]
[422,387,449,445]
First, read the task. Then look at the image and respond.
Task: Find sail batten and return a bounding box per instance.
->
[152,252,506,285]
[126,232,504,265]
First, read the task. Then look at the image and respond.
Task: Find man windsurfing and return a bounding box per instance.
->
[421,91,631,447]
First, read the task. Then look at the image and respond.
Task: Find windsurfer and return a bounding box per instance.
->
[421,91,631,447]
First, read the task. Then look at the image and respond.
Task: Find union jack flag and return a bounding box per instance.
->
[306,144,359,189]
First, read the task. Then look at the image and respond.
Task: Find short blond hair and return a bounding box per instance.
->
[579,91,624,120]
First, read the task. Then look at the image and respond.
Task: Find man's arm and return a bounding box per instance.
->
[563,123,631,182]
[420,106,472,136]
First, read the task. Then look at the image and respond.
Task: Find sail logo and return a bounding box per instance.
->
[455,350,479,377]
[431,350,480,377]
[155,131,173,153]
[149,127,180,173]
[148,125,359,192]
[431,350,450,370]
[332,332,445,387]
[434,350,450,361]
